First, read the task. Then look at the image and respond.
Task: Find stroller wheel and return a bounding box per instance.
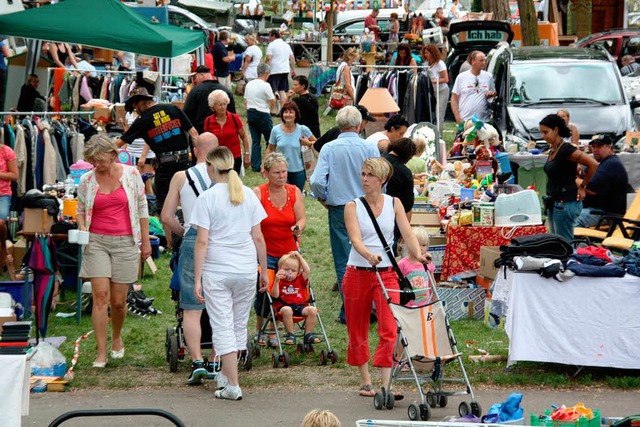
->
[470,401,482,417]
[330,350,339,364]
[167,333,179,373]
[408,404,420,421]
[297,343,304,354]
[243,348,253,371]
[306,343,315,354]
[439,395,448,408]
[320,349,328,365]
[271,351,279,368]
[165,327,174,364]
[459,401,471,417]
[419,403,431,421]
[373,390,384,410]
[252,344,261,358]
[281,351,290,368]
[426,391,436,408]
[385,391,395,410]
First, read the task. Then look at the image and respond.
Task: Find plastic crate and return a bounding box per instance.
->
[530,409,601,427]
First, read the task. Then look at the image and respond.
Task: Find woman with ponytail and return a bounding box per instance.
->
[191,146,269,401]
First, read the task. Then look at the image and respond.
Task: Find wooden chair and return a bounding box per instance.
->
[574,191,640,247]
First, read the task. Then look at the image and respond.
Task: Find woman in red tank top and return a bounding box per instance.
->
[251,152,306,345]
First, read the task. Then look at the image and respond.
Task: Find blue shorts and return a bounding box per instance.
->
[268,73,289,92]
[179,228,205,310]
[0,195,10,220]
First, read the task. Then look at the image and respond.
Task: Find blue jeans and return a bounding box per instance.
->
[574,208,601,228]
[287,170,306,192]
[328,205,351,323]
[548,200,582,243]
[247,109,273,172]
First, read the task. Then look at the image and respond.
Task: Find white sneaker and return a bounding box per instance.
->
[216,372,228,390]
[214,386,242,401]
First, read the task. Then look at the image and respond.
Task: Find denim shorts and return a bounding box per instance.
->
[179,227,205,310]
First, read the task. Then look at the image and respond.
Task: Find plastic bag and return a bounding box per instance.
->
[31,341,67,377]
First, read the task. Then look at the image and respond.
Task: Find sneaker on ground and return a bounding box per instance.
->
[216,372,228,390]
[187,361,207,385]
[214,385,243,401]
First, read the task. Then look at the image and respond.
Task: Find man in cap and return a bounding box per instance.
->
[310,106,380,324]
[183,65,236,135]
[313,104,377,152]
[115,87,198,213]
[574,135,629,228]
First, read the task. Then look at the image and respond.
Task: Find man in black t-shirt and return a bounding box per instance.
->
[183,65,236,134]
[290,76,321,138]
[115,87,198,212]
[211,31,236,91]
[575,135,629,228]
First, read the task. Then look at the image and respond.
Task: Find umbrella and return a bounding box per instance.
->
[28,235,59,339]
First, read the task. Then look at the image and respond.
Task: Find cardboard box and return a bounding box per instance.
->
[436,287,486,320]
[13,239,27,266]
[479,246,501,280]
[410,212,441,227]
[23,208,54,233]
[429,244,446,274]
[94,106,112,123]
[138,256,158,280]
[114,104,126,127]
[0,314,17,333]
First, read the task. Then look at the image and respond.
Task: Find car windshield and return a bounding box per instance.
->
[509,61,625,105]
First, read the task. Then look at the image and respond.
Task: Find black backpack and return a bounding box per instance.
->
[494,233,574,272]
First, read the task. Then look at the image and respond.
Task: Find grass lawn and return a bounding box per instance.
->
[41,93,640,392]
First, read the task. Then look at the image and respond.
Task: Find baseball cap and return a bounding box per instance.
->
[589,134,612,146]
[356,105,376,122]
[194,65,211,74]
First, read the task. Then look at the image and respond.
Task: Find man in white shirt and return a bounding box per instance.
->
[160,132,218,386]
[245,63,277,171]
[451,50,496,124]
[266,29,296,110]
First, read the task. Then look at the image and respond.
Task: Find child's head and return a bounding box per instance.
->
[413,227,430,256]
[413,137,427,157]
[278,251,301,281]
[300,409,341,427]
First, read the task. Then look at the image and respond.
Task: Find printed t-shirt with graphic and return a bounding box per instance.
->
[276,275,309,306]
[451,70,495,122]
[120,104,192,156]
[398,257,435,307]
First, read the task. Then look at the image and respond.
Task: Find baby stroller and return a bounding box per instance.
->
[165,247,253,374]
[372,271,482,421]
[249,268,338,368]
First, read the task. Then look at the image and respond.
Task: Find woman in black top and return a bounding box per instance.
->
[540,114,597,243]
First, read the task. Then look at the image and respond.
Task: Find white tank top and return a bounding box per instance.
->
[179,162,211,233]
[348,194,395,268]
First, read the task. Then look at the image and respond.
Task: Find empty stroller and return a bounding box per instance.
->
[372,270,482,421]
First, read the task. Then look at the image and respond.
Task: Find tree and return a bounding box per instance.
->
[472,0,483,13]
[481,0,510,21]
[517,0,540,46]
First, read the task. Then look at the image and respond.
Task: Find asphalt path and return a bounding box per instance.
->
[24,386,640,426]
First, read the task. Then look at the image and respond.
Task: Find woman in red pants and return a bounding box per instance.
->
[343,157,428,398]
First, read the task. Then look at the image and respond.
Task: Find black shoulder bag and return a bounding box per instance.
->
[359,197,415,306]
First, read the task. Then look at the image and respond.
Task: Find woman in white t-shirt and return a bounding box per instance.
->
[242,34,263,81]
[123,111,155,174]
[191,146,268,400]
[422,44,450,134]
[335,48,359,106]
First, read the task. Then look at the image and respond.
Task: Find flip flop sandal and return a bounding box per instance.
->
[304,333,321,344]
[391,390,404,401]
[267,337,279,348]
[359,384,375,397]
[256,333,267,346]
[284,333,296,345]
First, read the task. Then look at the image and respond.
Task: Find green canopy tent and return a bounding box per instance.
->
[0,0,207,90]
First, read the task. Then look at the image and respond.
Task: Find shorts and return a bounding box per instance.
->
[268,73,290,92]
[79,233,140,284]
[274,302,308,317]
[0,195,10,220]
[179,228,205,310]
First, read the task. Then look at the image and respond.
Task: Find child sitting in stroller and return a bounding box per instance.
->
[269,251,320,346]
[398,227,435,307]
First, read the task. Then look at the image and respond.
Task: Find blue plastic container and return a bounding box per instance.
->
[150,238,160,259]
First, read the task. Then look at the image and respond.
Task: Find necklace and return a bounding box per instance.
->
[266,185,289,210]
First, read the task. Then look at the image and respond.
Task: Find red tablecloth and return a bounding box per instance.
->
[440,225,548,280]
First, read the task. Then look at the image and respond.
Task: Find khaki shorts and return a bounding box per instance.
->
[79,233,140,284]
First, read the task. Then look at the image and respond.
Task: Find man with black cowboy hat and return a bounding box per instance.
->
[574,134,629,228]
[115,87,198,213]
[183,65,235,135]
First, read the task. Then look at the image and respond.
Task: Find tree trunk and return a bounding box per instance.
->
[481,0,510,21]
[517,0,540,46]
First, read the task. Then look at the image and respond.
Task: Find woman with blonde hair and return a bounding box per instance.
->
[344,157,429,397]
[77,134,151,368]
[204,89,250,174]
[557,109,580,146]
[191,146,268,400]
[242,34,263,81]
[423,43,449,133]
[300,409,341,427]
[336,48,359,106]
